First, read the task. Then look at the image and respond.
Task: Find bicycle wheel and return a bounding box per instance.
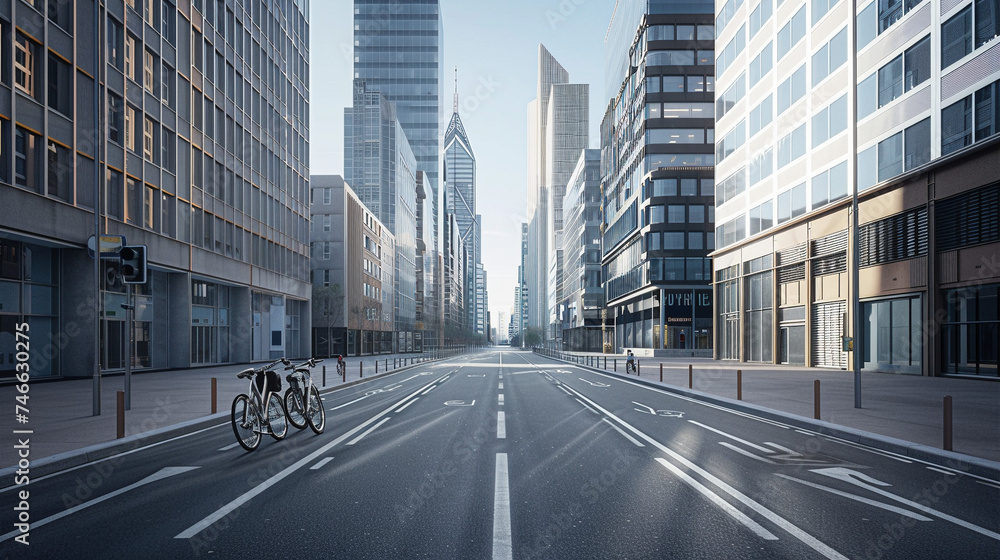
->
[284,388,307,430]
[306,387,326,434]
[231,395,261,452]
[266,393,288,440]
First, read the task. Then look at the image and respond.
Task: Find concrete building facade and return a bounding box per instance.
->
[0,0,311,380]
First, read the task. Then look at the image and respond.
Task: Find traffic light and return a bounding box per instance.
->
[119,245,147,284]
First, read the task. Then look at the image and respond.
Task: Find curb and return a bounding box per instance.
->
[0,357,446,483]
[535,352,1000,480]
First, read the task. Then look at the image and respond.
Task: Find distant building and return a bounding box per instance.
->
[560,150,605,351]
[310,176,394,357]
[601,0,716,355]
[443,207,466,337]
[344,79,418,351]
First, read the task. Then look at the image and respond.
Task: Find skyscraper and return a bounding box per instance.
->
[0,1,312,379]
[560,149,604,351]
[353,1,444,344]
[443,73,480,334]
[344,80,418,351]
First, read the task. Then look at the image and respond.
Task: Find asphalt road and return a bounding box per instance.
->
[2,349,998,559]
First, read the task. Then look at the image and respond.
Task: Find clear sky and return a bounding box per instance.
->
[309,0,617,331]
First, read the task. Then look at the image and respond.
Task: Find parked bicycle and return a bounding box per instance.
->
[284,357,326,434]
[231,358,289,451]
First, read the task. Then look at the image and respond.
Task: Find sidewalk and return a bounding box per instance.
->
[0,352,447,470]
[538,350,1000,464]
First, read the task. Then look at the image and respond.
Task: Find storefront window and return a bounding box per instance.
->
[943,285,999,376]
[861,295,922,374]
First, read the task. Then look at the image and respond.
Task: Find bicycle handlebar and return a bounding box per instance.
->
[285,357,323,370]
[236,358,287,379]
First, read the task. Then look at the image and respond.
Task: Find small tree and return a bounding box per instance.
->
[523,327,543,347]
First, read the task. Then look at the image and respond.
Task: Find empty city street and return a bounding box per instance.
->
[2,350,997,559]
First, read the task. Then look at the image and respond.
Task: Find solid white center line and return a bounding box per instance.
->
[497,411,506,439]
[493,453,513,560]
[601,418,645,447]
[348,417,392,445]
[310,457,335,470]
[218,442,241,452]
[498,394,504,406]
[420,385,436,395]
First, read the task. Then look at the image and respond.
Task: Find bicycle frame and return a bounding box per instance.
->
[239,358,284,431]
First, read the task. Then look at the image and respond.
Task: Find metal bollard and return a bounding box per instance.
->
[637,360,640,376]
[688,364,693,388]
[360,361,363,378]
[660,363,663,382]
[376,361,379,373]
[342,364,346,383]
[737,370,742,400]
[614,358,617,372]
[944,395,953,451]
[323,365,327,387]
[604,356,607,370]
[117,391,125,439]
[814,380,821,420]
[211,378,217,414]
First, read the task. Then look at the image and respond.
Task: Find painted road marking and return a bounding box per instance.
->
[632,401,684,417]
[654,458,778,541]
[926,466,958,476]
[812,467,1000,541]
[499,382,504,389]
[176,376,442,539]
[498,394,504,406]
[976,480,1000,490]
[688,420,772,453]
[493,453,513,560]
[497,411,506,439]
[775,474,931,521]
[578,378,610,387]
[347,417,392,445]
[395,398,419,413]
[601,418,645,447]
[564,385,849,560]
[1,467,199,544]
[558,386,572,396]
[310,457,335,470]
[420,385,436,395]
[445,400,475,407]
[218,442,241,452]
[575,398,599,415]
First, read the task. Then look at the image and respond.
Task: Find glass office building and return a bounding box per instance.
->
[443,95,479,333]
[601,0,716,355]
[0,0,311,379]
[353,0,443,343]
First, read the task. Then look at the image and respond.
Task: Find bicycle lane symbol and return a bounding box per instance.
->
[632,401,684,418]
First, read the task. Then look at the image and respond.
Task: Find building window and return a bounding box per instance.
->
[776,182,806,224]
[717,73,746,121]
[716,168,746,206]
[125,33,138,82]
[48,0,73,31]
[717,0,746,35]
[14,127,42,193]
[936,182,1000,251]
[862,296,922,374]
[647,50,696,66]
[162,1,177,44]
[943,285,999,377]
[717,25,746,78]
[106,168,123,219]
[125,104,139,153]
[749,95,773,138]
[47,140,73,203]
[144,49,157,96]
[323,242,331,260]
[812,27,848,86]
[812,95,848,147]
[811,161,849,209]
[749,147,773,185]
[858,0,926,50]
[14,33,39,99]
[942,77,1000,155]
[47,52,73,117]
[749,200,773,235]
[813,0,843,25]
[126,177,140,225]
[716,120,746,163]
[161,127,176,172]
[745,270,773,362]
[750,0,773,39]
[942,7,973,68]
[777,5,807,61]
[776,124,807,169]
[323,188,332,205]
[777,65,806,115]
[108,16,124,70]
[323,215,331,232]
[749,42,773,84]
[143,117,157,162]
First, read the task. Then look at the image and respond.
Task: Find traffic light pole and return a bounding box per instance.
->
[124,283,133,411]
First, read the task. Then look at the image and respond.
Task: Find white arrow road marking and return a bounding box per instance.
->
[632,401,684,417]
[444,400,475,407]
[176,376,443,539]
[1,467,200,543]
[812,468,1000,541]
[578,378,610,387]
[564,385,848,560]
[775,474,932,521]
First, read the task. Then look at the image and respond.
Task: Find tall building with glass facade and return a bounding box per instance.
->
[560,149,605,351]
[545,82,589,346]
[353,0,443,345]
[344,79,418,351]
[712,0,1000,377]
[0,0,311,380]
[443,84,480,334]
[526,45,569,338]
[601,0,716,355]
